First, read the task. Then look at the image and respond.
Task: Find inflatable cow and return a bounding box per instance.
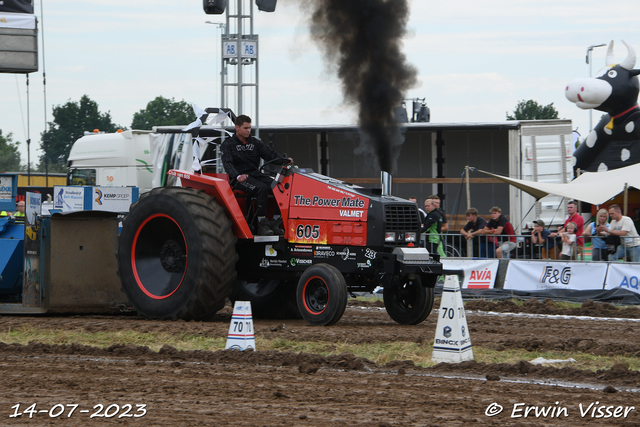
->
[565,40,640,173]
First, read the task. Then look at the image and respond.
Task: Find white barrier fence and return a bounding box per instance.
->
[442,258,640,295]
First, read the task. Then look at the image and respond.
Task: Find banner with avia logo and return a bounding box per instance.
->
[503,261,607,291]
[441,259,499,289]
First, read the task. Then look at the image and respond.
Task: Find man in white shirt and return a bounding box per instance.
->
[606,204,640,262]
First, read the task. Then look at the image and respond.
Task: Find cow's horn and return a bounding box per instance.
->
[606,40,616,66]
[621,40,636,70]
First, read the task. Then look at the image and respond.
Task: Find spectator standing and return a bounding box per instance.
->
[481,206,516,259]
[423,199,445,257]
[584,209,610,261]
[531,219,557,259]
[460,208,487,257]
[559,222,577,260]
[427,195,448,232]
[551,201,584,259]
[605,204,640,262]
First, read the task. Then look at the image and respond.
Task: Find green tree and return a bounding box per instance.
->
[131,96,193,130]
[506,100,559,120]
[38,95,123,172]
[0,130,23,172]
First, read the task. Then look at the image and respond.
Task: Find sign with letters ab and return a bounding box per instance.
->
[222,40,257,59]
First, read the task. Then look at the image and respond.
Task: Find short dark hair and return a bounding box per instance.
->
[235,115,252,126]
[567,200,578,208]
[465,208,478,216]
[427,195,439,200]
[609,204,622,213]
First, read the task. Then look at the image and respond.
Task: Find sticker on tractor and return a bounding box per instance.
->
[288,221,328,244]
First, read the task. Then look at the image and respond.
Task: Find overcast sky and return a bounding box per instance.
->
[1,0,640,169]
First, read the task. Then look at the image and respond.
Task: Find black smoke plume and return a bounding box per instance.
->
[301,0,418,173]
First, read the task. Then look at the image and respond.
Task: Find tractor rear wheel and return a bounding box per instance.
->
[297,264,347,326]
[383,275,435,325]
[117,187,237,320]
[230,279,301,319]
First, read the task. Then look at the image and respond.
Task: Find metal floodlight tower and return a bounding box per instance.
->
[205,1,276,136]
[220,0,260,136]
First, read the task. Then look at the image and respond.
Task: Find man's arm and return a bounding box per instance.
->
[220,140,240,179]
[609,219,630,237]
[531,231,540,244]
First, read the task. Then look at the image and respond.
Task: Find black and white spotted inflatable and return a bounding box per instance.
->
[565,40,640,173]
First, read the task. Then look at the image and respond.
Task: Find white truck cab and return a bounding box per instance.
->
[67,130,153,193]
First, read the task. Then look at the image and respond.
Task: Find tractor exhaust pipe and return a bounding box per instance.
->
[381,171,392,196]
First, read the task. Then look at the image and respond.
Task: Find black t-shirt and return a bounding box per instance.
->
[463,216,487,233]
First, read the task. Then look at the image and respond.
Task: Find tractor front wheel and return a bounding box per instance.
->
[297,264,347,326]
[383,276,435,325]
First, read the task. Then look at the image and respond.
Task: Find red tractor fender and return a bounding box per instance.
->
[167,169,253,239]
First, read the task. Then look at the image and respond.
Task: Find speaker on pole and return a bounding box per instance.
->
[255,0,277,12]
[203,0,227,15]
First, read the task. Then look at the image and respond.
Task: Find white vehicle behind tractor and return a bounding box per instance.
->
[67,130,154,193]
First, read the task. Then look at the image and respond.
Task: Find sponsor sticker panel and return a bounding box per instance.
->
[441,259,499,289]
[503,261,607,291]
[53,186,85,212]
[253,243,377,271]
[92,187,135,212]
[0,176,13,201]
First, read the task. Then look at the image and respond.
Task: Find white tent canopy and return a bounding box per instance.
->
[479,163,640,206]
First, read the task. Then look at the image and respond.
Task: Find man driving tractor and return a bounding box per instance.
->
[220,114,292,236]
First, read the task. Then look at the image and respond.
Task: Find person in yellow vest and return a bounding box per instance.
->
[13,201,25,222]
[0,210,7,218]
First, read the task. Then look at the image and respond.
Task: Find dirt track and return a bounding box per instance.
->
[1,299,640,426]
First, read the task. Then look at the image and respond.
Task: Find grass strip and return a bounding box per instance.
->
[0,326,637,372]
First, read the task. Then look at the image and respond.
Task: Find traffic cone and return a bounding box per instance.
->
[225,301,256,351]
[431,275,474,363]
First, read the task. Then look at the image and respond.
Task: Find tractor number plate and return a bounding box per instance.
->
[289,220,328,244]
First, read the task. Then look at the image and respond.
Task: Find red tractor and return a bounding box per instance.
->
[117,161,442,326]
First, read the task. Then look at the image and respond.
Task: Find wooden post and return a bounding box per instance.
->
[465,166,471,210]
[465,166,472,258]
[624,183,629,216]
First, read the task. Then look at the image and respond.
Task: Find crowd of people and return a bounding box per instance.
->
[410,196,640,262]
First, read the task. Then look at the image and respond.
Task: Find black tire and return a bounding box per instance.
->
[297,264,347,326]
[230,279,301,319]
[117,187,238,320]
[383,276,435,325]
